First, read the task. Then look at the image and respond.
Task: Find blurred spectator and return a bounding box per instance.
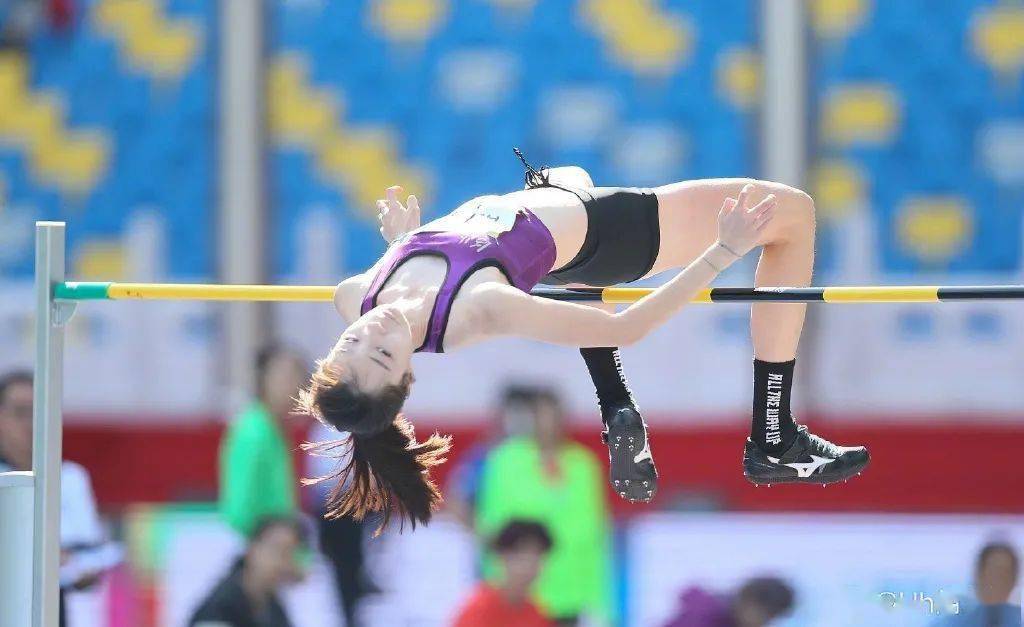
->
[0,370,121,627]
[0,371,33,469]
[662,577,796,627]
[0,0,40,48]
[476,387,612,626]
[307,418,379,627]
[48,0,74,31]
[452,520,554,627]
[0,0,70,48]
[446,385,537,528]
[219,345,307,537]
[930,541,1021,627]
[189,515,305,627]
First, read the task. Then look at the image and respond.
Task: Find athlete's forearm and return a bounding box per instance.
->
[614,241,740,343]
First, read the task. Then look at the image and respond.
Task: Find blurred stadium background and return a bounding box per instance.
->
[1,0,1023,625]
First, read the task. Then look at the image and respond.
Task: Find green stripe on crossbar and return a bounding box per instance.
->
[54,282,111,300]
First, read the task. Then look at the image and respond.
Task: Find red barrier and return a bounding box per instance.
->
[63,416,1024,515]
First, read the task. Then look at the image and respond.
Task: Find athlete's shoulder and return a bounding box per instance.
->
[334,273,369,322]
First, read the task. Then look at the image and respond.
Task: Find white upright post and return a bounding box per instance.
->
[0,472,34,627]
[220,0,266,402]
[761,0,806,186]
[761,1,820,411]
[32,222,66,627]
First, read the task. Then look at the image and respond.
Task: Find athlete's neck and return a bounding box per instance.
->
[390,296,431,348]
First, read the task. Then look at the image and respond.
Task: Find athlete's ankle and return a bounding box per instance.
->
[581,347,636,420]
[753,422,798,454]
[599,395,636,415]
[750,358,797,453]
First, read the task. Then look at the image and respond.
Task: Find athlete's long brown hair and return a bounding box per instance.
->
[298,364,451,534]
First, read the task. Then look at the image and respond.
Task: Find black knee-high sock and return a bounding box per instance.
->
[579,347,635,418]
[751,358,799,453]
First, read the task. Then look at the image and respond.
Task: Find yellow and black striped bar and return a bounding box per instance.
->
[535,285,1024,304]
[54,282,1024,304]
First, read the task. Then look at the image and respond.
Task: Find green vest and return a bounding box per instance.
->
[476,436,613,621]
[218,402,298,537]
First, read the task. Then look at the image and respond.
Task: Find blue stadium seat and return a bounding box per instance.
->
[265,0,758,277]
[0,0,218,279]
[812,0,1023,275]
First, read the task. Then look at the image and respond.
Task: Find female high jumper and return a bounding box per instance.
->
[299,150,870,529]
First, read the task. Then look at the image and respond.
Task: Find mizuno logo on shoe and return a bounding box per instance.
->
[766,454,834,478]
[633,441,652,464]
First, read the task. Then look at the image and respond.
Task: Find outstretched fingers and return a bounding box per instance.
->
[385,185,404,212]
[752,195,777,230]
[747,193,777,214]
[720,197,738,217]
[406,194,420,224]
[735,182,754,211]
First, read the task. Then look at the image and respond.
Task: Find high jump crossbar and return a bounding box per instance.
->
[9,222,1024,627]
[54,281,1024,304]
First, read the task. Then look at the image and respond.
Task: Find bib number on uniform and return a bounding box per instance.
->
[418,197,520,238]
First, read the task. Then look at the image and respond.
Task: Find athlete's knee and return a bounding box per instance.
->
[783,186,815,228]
[749,181,811,210]
[752,181,815,237]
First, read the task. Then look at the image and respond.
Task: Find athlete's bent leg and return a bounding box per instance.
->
[652,179,869,485]
[650,178,812,361]
[574,299,658,502]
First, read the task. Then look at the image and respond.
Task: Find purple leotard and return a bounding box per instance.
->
[360,202,557,353]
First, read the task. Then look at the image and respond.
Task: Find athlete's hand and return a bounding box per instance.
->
[716,183,776,257]
[377,186,421,243]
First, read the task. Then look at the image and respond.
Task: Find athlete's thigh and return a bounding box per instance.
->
[645,178,794,277]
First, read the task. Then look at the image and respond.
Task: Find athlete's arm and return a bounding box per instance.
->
[333,275,365,323]
[343,183,420,321]
[484,186,776,347]
[479,283,634,346]
[377,185,421,243]
[481,244,732,347]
